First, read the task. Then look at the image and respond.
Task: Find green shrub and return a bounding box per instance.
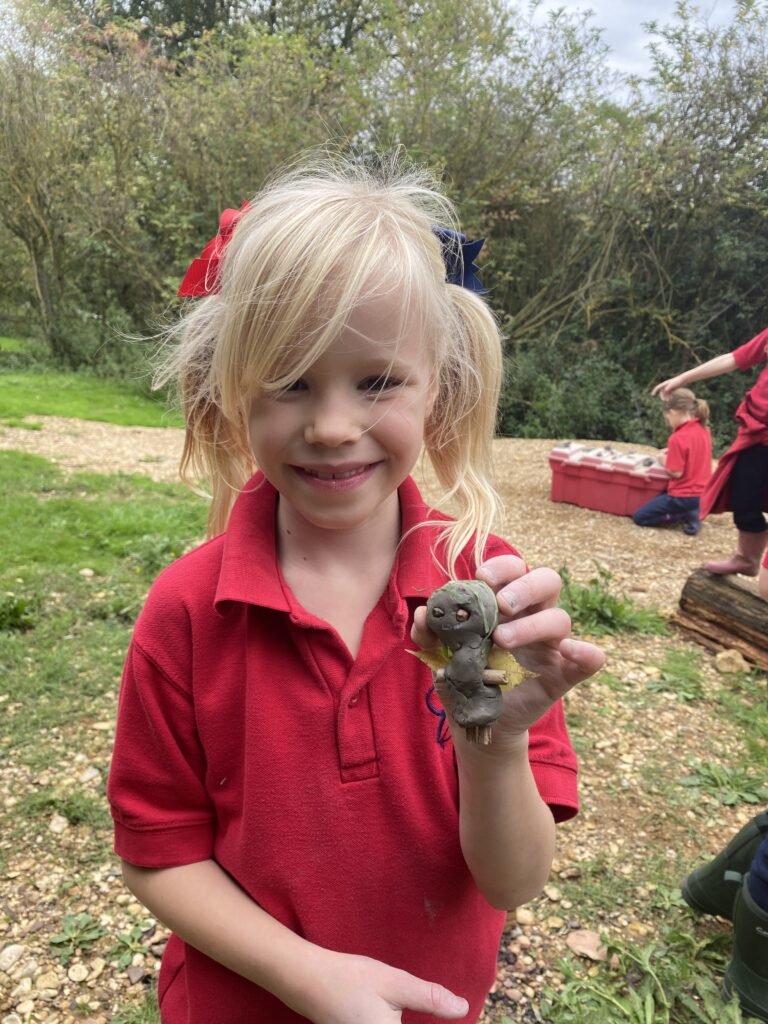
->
[498,347,650,442]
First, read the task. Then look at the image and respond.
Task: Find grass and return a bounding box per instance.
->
[559,563,668,636]
[113,992,160,1024]
[677,759,768,807]
[538,924,746,1023]
[0,370,182,428]
[0,451,205,764]
[646,649,705,703]
[0,335,42,354]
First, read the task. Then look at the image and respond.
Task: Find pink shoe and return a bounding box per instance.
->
[704,531,767,576]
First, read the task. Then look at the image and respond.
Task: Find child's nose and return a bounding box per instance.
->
[304,397,363,447]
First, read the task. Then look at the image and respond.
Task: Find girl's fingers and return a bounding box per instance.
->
[493,605,571,650]
[389,971,469,1019]
[410,604,434,649]
[476,554,528,591]
[413,563,566,648]
[559,638,606,682]
[494,566,563,619]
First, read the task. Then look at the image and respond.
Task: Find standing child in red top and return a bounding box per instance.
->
[107,157,605,1024]
[632,388,712,536]
[653,327,768,575]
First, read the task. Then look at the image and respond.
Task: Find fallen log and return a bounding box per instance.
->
[673,569,768,669]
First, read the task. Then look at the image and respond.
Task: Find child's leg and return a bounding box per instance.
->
[632,492,676,527]
[681,810,768,919]
[748,832,768,911]
[724,831,768,1021]
[732,444,768,533]
[681,497,701,535]
[705,445,768,574]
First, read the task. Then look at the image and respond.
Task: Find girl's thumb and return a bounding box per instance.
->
[406,980,468,1019]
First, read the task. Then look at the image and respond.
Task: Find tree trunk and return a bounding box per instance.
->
[674,569,768,669]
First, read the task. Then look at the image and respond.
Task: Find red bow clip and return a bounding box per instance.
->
[177,201,251,297]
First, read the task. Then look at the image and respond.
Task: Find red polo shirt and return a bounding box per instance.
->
[108,475,578,1024]
[733,326,768,438]
[665,419,712,497]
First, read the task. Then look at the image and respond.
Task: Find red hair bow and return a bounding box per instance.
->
[177,201,251,297]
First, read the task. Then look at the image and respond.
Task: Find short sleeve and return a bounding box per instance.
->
[664,431,685,476]
[733,327,768,371]
[107,641,216,867]
[528,702,578,822]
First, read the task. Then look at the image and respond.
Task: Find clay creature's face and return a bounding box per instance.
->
[426,582,499,648]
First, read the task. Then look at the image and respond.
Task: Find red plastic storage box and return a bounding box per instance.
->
[548,443,586,504]
[549,444,668,517]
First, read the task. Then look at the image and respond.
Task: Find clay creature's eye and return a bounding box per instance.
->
[431,607,445,618]
[455,608,470,622]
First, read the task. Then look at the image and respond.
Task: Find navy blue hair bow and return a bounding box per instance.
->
[433,226,485,293]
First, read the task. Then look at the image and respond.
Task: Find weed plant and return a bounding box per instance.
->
[50,912,109,965]
[558,563,667,636]
[646,650,705,703]
[678,759,768,807]
[111,922,158,970]
[537,924,745,1023]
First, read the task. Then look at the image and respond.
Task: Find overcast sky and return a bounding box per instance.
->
[532,0,738,77]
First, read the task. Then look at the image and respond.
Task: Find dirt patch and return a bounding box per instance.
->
[0,417,185,484]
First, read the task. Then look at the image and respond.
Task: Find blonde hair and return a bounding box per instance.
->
[156,156,504,576]
[663,387,710,428]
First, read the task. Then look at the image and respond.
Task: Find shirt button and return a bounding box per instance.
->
[349,693,359,706]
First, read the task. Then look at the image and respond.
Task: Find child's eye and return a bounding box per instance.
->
[281,379,308,393]
[360,375,402,394]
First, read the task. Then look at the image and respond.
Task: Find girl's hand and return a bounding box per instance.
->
[411,555,605,740]
[299,951,468,1023]
[651,375,685,398]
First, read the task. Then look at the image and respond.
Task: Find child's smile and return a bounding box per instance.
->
[248,287,436,537]
[293,462,379,488]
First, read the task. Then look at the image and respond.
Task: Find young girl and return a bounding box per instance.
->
[653,328,768,574]
[632,388,712,535]
[107,159,604,1024]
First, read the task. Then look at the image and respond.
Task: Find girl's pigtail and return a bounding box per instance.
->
[694,397,710,428]
[156,300,256,537]
[424,286,504,576]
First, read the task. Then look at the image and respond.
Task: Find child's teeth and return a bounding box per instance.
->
[314,468,362,480]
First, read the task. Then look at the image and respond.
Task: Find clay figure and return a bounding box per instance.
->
[426,580,504,730]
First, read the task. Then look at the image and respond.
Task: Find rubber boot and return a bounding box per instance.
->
[722,877,768,1023]
[704,531,768,577]
[681,811,768,920]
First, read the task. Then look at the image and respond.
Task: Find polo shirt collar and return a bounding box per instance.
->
[214,473,450,613]
[673,419,698,433]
